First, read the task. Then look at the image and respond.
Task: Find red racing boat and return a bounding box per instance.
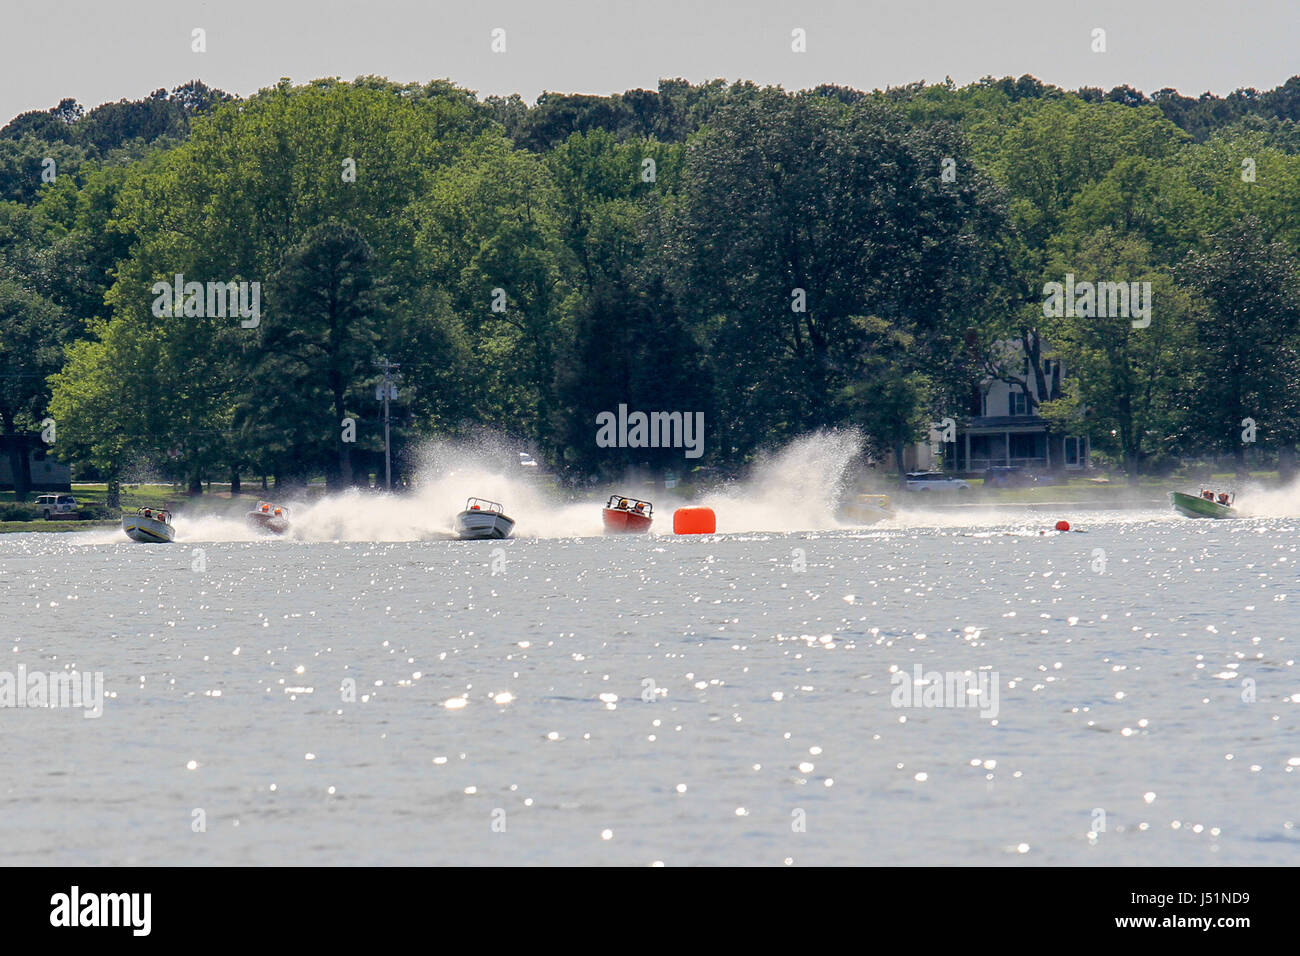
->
[602,495,653,533]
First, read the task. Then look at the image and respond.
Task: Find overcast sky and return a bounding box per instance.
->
[4,0,1298,121]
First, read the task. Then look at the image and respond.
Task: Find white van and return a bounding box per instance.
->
[35,494,78,519]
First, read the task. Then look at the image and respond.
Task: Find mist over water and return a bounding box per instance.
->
[65,430,872,544]
[695,429,864,532]
[296,429,869,539]
[55,429,1300,546]
[290,438,604,541]
[1226,478,1300,518]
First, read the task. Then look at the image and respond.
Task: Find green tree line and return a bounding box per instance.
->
[3,73,1300,500]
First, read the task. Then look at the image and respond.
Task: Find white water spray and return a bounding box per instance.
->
[693,429,865,532]
[59,429,1280,545]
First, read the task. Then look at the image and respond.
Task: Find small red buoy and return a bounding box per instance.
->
[1055,520,1070,532]
[673,506,716,534]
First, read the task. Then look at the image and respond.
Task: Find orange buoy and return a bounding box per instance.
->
[673,506,716,534]
[1055,520,1070,532]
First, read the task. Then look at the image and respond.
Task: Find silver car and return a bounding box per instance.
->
[35,494,79,518]
[903,472,970,492]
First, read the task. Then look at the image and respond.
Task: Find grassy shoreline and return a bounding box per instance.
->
[0,483,244,534]
[0,519,118,534]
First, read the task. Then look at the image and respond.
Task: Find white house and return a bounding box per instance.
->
[944,347,1090,475]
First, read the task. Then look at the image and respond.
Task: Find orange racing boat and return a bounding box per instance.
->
[602,495,653,533]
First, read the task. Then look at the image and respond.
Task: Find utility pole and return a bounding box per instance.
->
[374,358,400,491]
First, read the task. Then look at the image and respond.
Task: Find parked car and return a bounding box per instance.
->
[902,472,970,492]
[35,494,79,519]
[985,466,1038,488]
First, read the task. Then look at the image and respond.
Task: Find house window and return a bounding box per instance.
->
[1010,389,1029,416]
[1042,359,1060,400]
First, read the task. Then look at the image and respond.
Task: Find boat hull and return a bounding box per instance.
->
[455,510,515,539]
[122,514,175,543]
[602,508,652,533]
[1170,491,1236,519]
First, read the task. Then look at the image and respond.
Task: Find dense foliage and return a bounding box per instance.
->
[3,73,1300,496]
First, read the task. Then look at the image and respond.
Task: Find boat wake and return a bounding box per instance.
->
[50,430,1299,546]
[1229,476,1300,518]
[692,429,865,533]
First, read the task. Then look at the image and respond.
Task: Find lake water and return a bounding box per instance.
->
[2,505,1298,866]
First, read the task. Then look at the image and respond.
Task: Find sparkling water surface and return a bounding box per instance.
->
[1,512,1298,865]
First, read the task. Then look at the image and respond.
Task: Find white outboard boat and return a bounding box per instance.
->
[246,500,291,535]
[454,498,515,539]
[122,507,175,543]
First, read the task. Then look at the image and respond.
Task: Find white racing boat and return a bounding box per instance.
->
[246,500,291,535]
[122,507,175,543]
[455,498,515,539]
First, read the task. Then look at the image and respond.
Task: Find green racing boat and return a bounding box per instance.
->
[1170,490,1237,519]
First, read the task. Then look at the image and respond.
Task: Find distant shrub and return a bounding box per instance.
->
[0,503,40,521]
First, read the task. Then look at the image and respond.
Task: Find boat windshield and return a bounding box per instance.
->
[465,498,503,514]
[606,495,652,515]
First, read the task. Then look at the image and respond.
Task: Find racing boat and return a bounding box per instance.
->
[602,495,653,533]
[246,500,291,535]
[455,498,515,539]
[122,506,175,543]
[1170,490,1237,519]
